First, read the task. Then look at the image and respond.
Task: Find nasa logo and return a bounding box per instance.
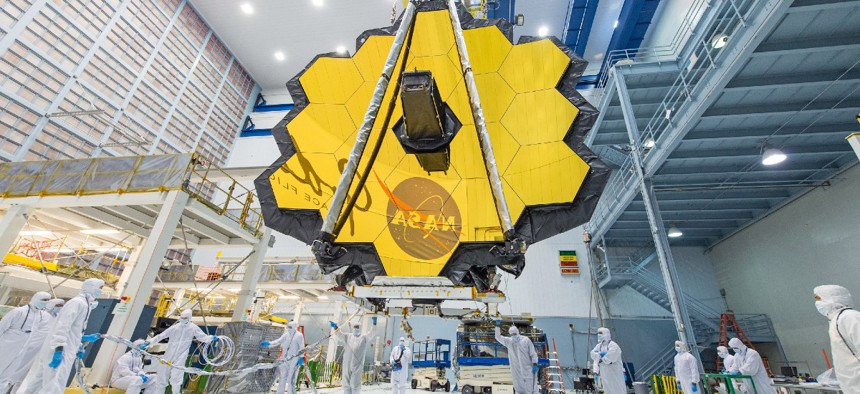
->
[385,177,461,259]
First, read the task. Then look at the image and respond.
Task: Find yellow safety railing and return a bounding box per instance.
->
[652,375,681,394]
[0,152,264,238]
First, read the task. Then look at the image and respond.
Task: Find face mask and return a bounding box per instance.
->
[90,301,99,311]
[675,346,681,353]
[597,334,604,342]
[732,347,742,355]
[180,319,190,325]
[815,300,841,317]
[33,300,48,310]
[718,352,727,359]
[353,329,361,336]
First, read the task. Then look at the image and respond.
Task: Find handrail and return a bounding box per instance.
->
[587,0,761,241]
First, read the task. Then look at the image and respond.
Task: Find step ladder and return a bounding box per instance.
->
[546,338,567,394]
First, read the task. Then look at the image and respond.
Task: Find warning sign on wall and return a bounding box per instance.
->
[559,250,580,275]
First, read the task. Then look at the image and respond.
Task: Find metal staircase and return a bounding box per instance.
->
[595,246,781,379]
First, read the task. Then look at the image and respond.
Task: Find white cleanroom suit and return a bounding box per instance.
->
[815,285,860,394]
[390,338,412,394]
[673,341,700,394]
[263,321,305,394]
[495,325,539,394]
[111,340,156,394]
[145,309,214,394]
[336,322,371,394]
[729,337,775,394]
[0,292,52,391]
[590,327,625,394]
[0,297,62,392]
[17,279,104,394]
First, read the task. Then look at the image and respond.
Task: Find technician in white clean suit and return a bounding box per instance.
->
[589,327,625,394]
[389,337,412,394]
[0,291,51,384]
[332,320,373,394]
[0,297,63,393]
[728,337,775,394]
[673,341,699,393]
[143,309,215,394]
[717,346,736,373]
[17,279,105,394]
[111,339,156,394]
[495,324,538,394]
[262,321,305,394]
[814,285,860,393]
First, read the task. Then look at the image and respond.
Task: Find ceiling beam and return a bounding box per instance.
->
[752,34,860,56]
[684,123,855,141]
[701,99,860,119]
[725,69,860,91]
[788,0,860,12]
[667,144,851,161]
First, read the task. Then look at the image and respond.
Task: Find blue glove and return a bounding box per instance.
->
[677,384,682,390]
[600,351,607,357]
[81,333,102,343]
[211,335,218,342]
[329,321,338,330]
[49,350,63,368]
[372,316,378,325]
[77,347,87,359]
[139,342,149,350]
[140,374,148,383]
[532,364,539,374]
[731,371,740,375]
[260,341,270,347]
[495,320,501,326]
[692,383,698,392]
[298,357,304,366]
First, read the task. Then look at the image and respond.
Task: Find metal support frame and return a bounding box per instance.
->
[0,205,34,258]
[615,74,702,367]
[293,300,304,325]
[232,227,273,321]
[446,0,515,235]
[319,1,417,237]
[88,191,190,385]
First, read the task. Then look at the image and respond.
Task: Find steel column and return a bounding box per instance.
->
[88,191,190,385]
[232,227,272,321]
[615,74,702,367]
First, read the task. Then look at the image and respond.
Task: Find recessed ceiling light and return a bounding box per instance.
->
[761,148,787,166]
[20,230,53,236]
[667,225,683,238]
[312,0,324,7]
[274,51,285,62]
[81,229,120,235]
[613,20,619,29]
[336,45,347,54]
[317,295,329,300]
[240,3,253,14]
[538,26,549,37]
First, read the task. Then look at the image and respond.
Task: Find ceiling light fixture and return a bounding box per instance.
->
[81,229,120,235]
[317,295,329,300]
[667,225,683,238]
[515,14,525,26]
[761,147,787,166]
[537,26,549,37]
[311,0,324,7]
[274,51,286,62]
[20,230,53,236]
[279,295,300,300]
[240,3,253,14]
[643,138,656,149]
[336,45,347,54]
[711,33,729,48]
